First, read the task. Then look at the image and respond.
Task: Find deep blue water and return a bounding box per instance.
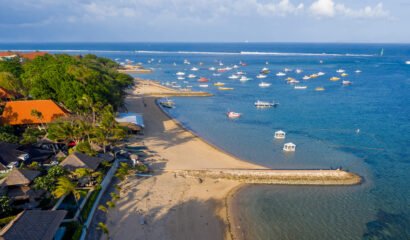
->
[2,43,409,239]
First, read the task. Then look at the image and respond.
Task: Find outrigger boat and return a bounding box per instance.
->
[218,87,234,91]
[159,98,175,108]
[254,100,278,108]
[227,111,241,119]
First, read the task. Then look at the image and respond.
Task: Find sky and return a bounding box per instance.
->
[0,0,409,43]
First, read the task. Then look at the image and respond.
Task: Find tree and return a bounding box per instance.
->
[20,127,43,144]
[0,72,24,94]
[0,196,12,217]
[97,222,109,238]
[115,162,131,181]
[98,205,108,213]
[34,166,66,192]
[0,127,18,143]
[73,168,93,184]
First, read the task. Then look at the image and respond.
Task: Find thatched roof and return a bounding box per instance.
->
[1,169,40,187]
[59,152,103,171]
[0,210,66,240]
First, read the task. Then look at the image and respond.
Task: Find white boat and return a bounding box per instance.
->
[199,84,209,88]
[227,111,241,119]
[159,98,175,108]
[294,85,307,90]
[261,67,270,74]
[239,76,251,82]
[236,71,245,75]
[276,72,286,77]
[177,77,185,80]
[256,74,267,79]
[355,70,362,73]
[284,68,292,72]
[228,75,239,79]
[342,80,352,86]
[317,72,325,76]
[212,73,221,76]
[302,76,310,80]
[209,67,216,71]
[274,130,286,139]
[176,72,185,76]
[336,69,345,73]
[187,74,196,78]
[405,61,410,65]
[191,67,199,71]
[184,59,191,65]
[233,65,239,69]
[283,142,296,152]
[259,82,271,88]
[254,100,278,108]
[295,69,303,74]
[287,79,300,84]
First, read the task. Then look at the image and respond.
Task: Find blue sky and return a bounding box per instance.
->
[0,0,409,43]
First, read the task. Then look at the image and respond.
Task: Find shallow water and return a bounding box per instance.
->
[2,43,408,239]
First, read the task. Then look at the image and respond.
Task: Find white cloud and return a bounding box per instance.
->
[310,0,390,19]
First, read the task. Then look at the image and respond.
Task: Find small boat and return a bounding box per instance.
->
[239,76,251,82]
[240,61,247,66]
[309,74,319,78]
[254,100,278,108]
[227,111,241,119]
[198,77,209,82]
[330,77,340,81]
[236,71,245,75]
[209,67,216,71]
[315,87,325,91]
[256,74,267,79]
[176,72,185,76]
[228,75,239,79]
[342,80,352,86]
[184,59,191,65]
[159,99,175,108]
[406,61,410,65]
[341,73,349,77]
[276,72,286,77]
[187,74,196,78]
[261,68,270,74]
[212,73,221,76]
[302,76,311,80]
[355,70,362,73]
[191,67,199,71]
[295,69,303,74]
[284,68,292,72]
[233,65,239,69]
[199,84,209,88]
[317,72,325,76]
[177,76,185,80]
[217,68,227,73]
[218,87,234,91]
[287,79,300,84]
[219,62,224,66]
[259,82,271,88]
[214,82,225,86]
[294,85,307,90]
[274,130,286,139]
[336,69,345,73]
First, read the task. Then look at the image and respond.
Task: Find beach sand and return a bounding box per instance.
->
[105,81,261,240]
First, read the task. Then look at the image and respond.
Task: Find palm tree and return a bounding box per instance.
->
[97,222,109,239]
[53,177,83,222]
[73,168,92,185]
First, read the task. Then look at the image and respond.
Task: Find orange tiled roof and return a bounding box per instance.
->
[0,52,18,57]
[18,51,47,60]
[1,100,68,125]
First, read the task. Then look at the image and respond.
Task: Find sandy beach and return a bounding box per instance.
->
[104,79,361,240]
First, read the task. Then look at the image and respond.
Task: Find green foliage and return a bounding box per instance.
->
[0,215,16,228]
[98,205,108,213]
[53,177,79,200]
[0,196,12,217]
[97,222,109,236]
[0,72,24,94]
[115,162,131,181]
[27,161,40,170]
[106,201,115,209]
[135,164,148,173]
[20,127,43,144]
[20,54,133,112]
[75,141,97,156]
[80,189,100,221]
[0,57,23,78]
[34,165,66,192]
[0,126,18,143]
[110,192,120,202]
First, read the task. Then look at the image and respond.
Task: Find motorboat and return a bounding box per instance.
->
[199,84,209,88]
[227,111,241,119]
[315,87,325,91]
[191,67,199,71]
[302,76,310,80]
[342,80,352,86]
[259,82,271,88]
[330,77,340,81]
[177,76,185,80]
[295,69,303,74]
[336,69,345,73]
[309,74,319,78]
[218,87,234,91]
[236,71,245,75]
[239,76,251,82]
[198,77,209,82]
[261,67,270,74]
[317,72,325,76]
[159,98,175,108]
[287,79,300,84]
[256,74,267,79]
[209,67,216,71]
[406,61,410,65]
[276,72,286,77]
[184,59,191,65]
[341,73,349,77]
[355,70,362,73]
[284,68,292,72]
[176,72,185,76]
[214,82,225,86]
[187,74,196,78]
[212,73,221,76]
[254,100,278,108]
[233,65,239,69]
[294,85,307,90]
[228,75,239,79]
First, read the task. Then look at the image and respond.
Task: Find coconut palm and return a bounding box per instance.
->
[53,177,83,222]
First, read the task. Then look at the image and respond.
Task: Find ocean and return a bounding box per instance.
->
[2,42,409,239]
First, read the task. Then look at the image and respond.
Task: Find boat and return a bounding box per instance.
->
[317,72,325,76]
[283,142,296,152]
[191,67,199,71]
[342,80,352,86]
[240,61,247,66]
[258,82,271,88]
[254,100,278,108]
[261,68,270,74]
[341,73,349,77]
[228,75,239,79]
[336,69,345,73]
[287,79,300,84]
[256,74,267,79]
[176,72,185,76]
[217,68,227,73]
[227,111,241,119]
[294,85,307,90]
[295,69,303,74]
[309,74,319,78]
[276,72,286,77]
[406,61,410,65]
[209,67,216,71]
[355,70,362,73]
[274,130,286,139]
[212,73,221,76]
[315,87,325,91]
[233,65,239,69]
[218,87,234,91]
[184,59,191,65]
[177,76,185,80]
[214,82,225,86]
[284,68,292,72]
[239,76,251,82]
[380,48,384,57]
[199,84,209,88]
[198,77,209,82]
[330,77,340,81]
[236,71,245,75]
[302,76,310,80]
[187,74,196,78]
[159,99,175,108]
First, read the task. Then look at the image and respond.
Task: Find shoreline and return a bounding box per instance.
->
[104,78,362,240]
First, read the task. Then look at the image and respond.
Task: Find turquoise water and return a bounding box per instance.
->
[2,43,408,239]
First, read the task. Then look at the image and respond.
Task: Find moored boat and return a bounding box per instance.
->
[227,111,241,119]
[315,87,325,91]
[199,84,209,88]
[330,77,340,81]
[218,87,234,91]
[258,82,271,88]
[342,80,352,86]
[254,100,278,108]
[256,74,267,79]
[294,85,307,90]
[198,77,209,82]
[214,82,225,86]
[276,72,286,77]
[159,98,175,108]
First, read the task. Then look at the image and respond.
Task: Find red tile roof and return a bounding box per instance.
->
[1,100,68,125]
[18,52,48,60]
[0,52,18,57]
